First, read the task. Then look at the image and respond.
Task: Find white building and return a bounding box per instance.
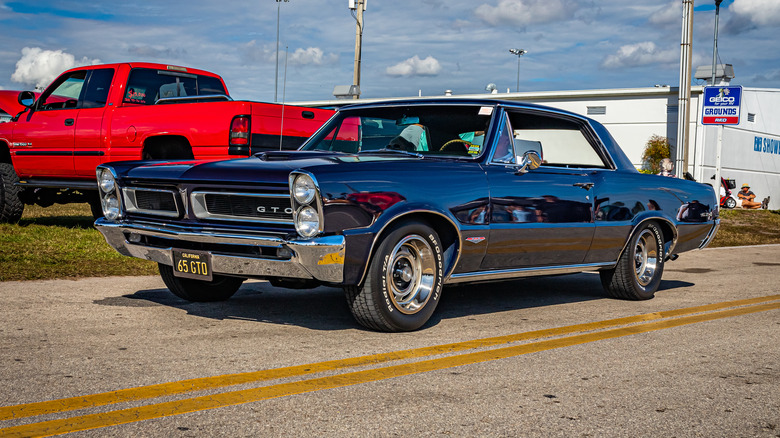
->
[296,85,780,209]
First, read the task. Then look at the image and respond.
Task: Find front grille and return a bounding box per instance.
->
[191,191,294,224]
[123,188,179,217]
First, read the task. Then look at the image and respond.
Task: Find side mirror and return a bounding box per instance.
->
[516,150,542,174]
[17,91,36,108]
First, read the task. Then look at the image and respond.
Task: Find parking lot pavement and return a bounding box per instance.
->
[1,244,779,437]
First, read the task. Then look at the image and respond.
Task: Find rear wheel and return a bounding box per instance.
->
[0,162,24,223]
[724,197,737,209]
[600,221,665,300]
[159,263,244,302]
[345,221,444,332]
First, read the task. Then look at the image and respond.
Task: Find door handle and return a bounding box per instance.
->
[573,182,594,190]
[64,118,74,126]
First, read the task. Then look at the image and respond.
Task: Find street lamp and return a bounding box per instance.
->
[275,0,289,102]
[508,48,527,92]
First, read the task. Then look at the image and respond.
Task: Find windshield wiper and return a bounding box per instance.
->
[361,148,425,158]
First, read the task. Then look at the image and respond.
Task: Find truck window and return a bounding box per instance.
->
[38,71,87,111]
[123,68,227,105]
[82,69,114,109]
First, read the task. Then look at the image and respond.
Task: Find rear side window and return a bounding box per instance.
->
[82,68,114,108]
[123,68,227,105]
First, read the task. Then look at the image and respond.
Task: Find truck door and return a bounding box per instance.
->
[74,68,114,176]
[11,70,87,178]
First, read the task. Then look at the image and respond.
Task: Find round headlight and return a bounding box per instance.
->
[295,206,320,238]
[102,194,120,220]
[98,169,115,193]
[293,174,316,205]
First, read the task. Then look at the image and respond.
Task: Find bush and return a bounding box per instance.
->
[641,135,671,173]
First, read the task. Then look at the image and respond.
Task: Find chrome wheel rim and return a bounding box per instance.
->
[634,229,659,287]
[386,235,435,315]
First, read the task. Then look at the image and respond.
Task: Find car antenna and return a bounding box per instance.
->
[279,45,288,151]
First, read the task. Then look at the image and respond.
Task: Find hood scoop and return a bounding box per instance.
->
[254,151,331,161]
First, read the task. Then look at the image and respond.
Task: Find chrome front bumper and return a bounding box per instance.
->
[95,219,345,283]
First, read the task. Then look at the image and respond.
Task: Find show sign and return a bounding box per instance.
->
[702,86,742,125]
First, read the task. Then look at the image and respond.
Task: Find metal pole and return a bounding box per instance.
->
[516,56,520,92]
[275,0,281,102]
[675,0,694,178]
[352,0,364,100]
[711,0,722,85]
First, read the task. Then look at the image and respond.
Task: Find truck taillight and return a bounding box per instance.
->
[230,116,250,146]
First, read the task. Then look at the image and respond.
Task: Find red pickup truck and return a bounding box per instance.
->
[0,62,334,222]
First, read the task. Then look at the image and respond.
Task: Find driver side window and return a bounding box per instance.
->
[38,71,87,111]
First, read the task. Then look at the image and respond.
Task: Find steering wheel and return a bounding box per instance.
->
[439,139,471,152]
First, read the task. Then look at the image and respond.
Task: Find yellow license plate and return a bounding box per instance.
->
[172,249,213,281]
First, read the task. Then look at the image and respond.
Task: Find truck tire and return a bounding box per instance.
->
[87,193,104,220]
[0,163,24,223]
[159,263,244,302]
[600,221,665,300]
[345,221,444,332]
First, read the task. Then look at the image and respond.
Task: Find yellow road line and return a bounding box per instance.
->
[1,294,778,423]
[2,300,777,438]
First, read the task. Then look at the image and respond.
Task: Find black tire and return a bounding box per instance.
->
[345,221,444,332]
[158,263,244,302]
[0,162,24,223]
[724,197,737,209]
[88,192,104,220]
[600,221,665,300]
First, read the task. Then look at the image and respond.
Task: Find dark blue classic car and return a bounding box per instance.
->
[95,99,719,331]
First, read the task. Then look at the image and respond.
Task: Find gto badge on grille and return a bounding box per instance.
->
[466,237,486,244]
[257,206,294,214]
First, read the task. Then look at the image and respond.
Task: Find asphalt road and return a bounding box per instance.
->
[1,244,778,437]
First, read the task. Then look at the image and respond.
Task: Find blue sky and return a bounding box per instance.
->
[1,0,778,102]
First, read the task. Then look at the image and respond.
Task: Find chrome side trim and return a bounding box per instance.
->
[446,262,614,284]
[698,219,720,249]
[191,191,294,224]
[94,220,344,283]
[123,187,180,218]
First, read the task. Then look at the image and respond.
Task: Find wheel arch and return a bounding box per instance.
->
[141,135,194,160]
[614,215,677,265]
[356,209,462,287]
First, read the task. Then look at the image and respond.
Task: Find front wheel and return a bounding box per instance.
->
[345,221,444,332]
[600,221,665,300]
[0,162,24,223]
[159,263,244,302]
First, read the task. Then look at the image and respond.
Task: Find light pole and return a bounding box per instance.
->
[509,48,527,92]
[275,0,289,102]
[711,0,723,85]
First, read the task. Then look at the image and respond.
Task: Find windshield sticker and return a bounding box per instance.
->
[468,145,481,155]
[478,106,493,116]
[125,87,147,103]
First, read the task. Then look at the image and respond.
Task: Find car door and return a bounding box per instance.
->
[481,109,609,270]
[11,70,87,178]
[74,68,114,176]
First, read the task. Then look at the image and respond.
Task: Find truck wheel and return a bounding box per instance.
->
[345,221,444,332]
[158,263,244,302]
[88,193,104,220]
[0,163,24,223]
[600,221,665,300]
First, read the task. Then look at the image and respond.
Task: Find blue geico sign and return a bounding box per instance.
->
[702,86,742,125]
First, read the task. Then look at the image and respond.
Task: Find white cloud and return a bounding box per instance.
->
[11,47,100,89]
[648,1,680,27]
[601,41,678,69]
[386,56,442,77]
[288,47,337,66]
[474,0,577,27]
[729,0,780,28]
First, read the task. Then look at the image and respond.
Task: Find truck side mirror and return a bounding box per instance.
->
[18,91,36,108]
[516,150,542,174]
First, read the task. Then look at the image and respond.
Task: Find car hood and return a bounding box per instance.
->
[112,151,421,185]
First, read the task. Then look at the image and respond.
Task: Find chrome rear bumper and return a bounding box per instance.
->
[95,219,345,283]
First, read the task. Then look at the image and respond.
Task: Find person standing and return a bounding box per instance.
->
[657,158,675,177]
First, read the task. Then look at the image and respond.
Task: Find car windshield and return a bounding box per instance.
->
[300,104,496,158]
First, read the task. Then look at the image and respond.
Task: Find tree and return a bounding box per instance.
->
[641,135,671,174]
